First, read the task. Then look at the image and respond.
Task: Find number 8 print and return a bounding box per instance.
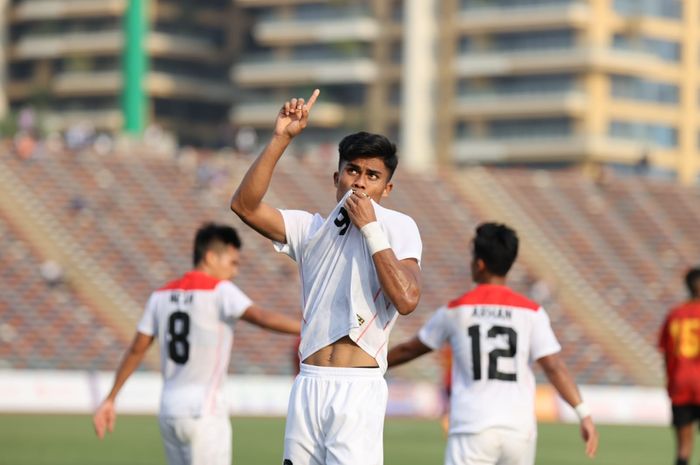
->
[168,311,190,364]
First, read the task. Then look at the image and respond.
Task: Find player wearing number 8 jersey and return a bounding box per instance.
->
[388,223,598,465]
[92,223,300,465]
[659,267,700,465]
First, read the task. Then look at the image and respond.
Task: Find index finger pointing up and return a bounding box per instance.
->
[305,89,320,110]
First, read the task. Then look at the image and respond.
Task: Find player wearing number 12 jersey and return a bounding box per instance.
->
[93,223,300,465]
[388,223,598,465]
[659,267,700,465]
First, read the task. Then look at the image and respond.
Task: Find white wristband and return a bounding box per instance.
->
[360,221,391,256]
[574,402,591,420]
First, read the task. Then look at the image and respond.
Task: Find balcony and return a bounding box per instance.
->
[53,71,121,96]
[10,31,122,60]
[454,91,586,118]
[147,73,233,102]
[43,109,122,132]
[236,0,321,6]
[254,16,379,45]
[233,56,378,86]
[452,134,681,165]
[6,71,121,99]
[10,0,125,22]
[455,47,680,79]
[231,100,352,127]
[457,2,590,33]
[147,32,224,63]
[453,135,587,163]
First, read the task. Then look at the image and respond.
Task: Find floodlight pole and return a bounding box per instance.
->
[122,0,147,136]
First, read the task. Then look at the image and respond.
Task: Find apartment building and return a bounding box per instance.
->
[231,0,404,146]
[232,0,698,184]
[5,0,234,145]
[444,0,697,184]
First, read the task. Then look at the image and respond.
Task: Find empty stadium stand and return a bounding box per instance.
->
[2,147,698,385]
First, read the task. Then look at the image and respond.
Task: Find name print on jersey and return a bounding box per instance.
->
[472,306,513,320]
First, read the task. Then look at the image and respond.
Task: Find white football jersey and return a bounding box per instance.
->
[419,284,561,436]
[137,270,252,418]
[275,190,422,373]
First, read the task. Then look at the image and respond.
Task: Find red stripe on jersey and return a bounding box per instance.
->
[374,340,387,358]
[159,270,222,291]
[447,284,540,311]
[356,313,379,341]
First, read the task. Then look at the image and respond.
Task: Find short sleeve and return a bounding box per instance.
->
[530,307,562,361]
[383,213,422,266]
[218,281,253,322]
[136,294,158,336]
[272,209,315,261]
[418,307,450,350]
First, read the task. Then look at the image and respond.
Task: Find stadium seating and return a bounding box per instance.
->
[1,148,698,385]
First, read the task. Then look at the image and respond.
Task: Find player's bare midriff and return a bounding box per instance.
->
[303,336,379,368]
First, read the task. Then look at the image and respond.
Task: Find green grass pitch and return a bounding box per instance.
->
[0,414,688,464]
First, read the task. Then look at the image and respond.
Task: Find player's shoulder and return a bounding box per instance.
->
[156,270,223,293]
[375,203,419,230]
[447,284,540,312]
[668,301,700,319]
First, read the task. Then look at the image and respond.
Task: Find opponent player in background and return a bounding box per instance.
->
[92,223,300,465]
[659,267,700,465]
[230,90,422,465]
[388,223,598,465]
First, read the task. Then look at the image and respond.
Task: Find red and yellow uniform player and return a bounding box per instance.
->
[659,267,700,465]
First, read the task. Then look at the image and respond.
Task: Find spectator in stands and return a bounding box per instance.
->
[387,223,598,465]
[39,260,64,287]
[659,267,700,465]
[93,223,300,465]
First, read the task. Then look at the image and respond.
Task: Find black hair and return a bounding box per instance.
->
[193,223,241,266]
[686,267,700,298]
[473,223,519,277]
[338,131,398,180]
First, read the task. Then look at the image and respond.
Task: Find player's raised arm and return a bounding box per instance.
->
[537,353,599,458]
[231,89,320,243]
[93,332,154,439]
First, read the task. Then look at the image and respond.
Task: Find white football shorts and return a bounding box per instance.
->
[283,363,388,465]
[158,415,232,465]
[445,428,536,465]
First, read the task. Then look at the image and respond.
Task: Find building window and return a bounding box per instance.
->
[291,43,370,60]
[609,120,678,148]
[613,0,681,19]
[491,29,575,52]
[611,75,679,104]
[455,121,473,137]
[288,2,372,20]
[461,0,577,9]
[488,118,572,139]
[458,36,472,53]
[613,34,681,62]
[459,74,575,96]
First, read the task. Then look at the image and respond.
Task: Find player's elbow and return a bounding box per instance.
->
[395,290,420,315]
[230,193,246,217]
[230,193,255,222]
